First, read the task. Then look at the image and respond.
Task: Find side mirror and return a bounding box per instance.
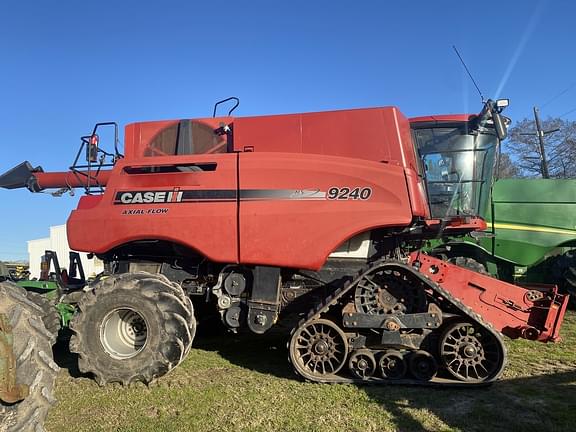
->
[86,134,99,163]
[492,99,509,140]
[492,112,507,141]
[472,99,509,141]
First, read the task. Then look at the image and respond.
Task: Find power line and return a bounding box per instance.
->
[559,107,576,119]
[541,82,576,109]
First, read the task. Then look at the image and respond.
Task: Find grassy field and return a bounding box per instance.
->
[46,312,576,432]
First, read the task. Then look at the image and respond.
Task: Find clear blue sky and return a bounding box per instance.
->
[1,0,575,261]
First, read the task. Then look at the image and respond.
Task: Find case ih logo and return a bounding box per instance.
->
[114,187,367,205]
[115,189,184,205]
[114,188,237,205]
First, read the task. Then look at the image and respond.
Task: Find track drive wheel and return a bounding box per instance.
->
[354,268,426,315]
[0,282,59,432]
[439,321,505,383]
[289,319,348,381]
[70,272,196,386]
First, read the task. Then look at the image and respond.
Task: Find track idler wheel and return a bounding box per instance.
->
[408,350,438,381]
[348,350,376,380]
[289,319,348,381]
[439,321,505,383]
[378,350,407,379]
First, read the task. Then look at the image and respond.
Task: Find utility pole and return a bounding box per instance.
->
[521,106,559,179]
[533,107,550,178]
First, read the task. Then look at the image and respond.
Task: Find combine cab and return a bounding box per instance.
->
[0,98,568,387]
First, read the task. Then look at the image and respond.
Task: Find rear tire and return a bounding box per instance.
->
[69,272,196,385]
[551,249,576,301]
[25,291,61,338]
[0,282,59,432]
[448,257,489,275]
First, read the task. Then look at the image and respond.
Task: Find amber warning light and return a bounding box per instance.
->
[87,134,99,163]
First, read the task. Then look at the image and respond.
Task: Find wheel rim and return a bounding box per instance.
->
[439,321,504,382]
[290,319,348,378]
[100,308,148,359]
[348,350,376,380]
[379,351,407,379]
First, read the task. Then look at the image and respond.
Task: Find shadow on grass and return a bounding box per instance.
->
[51,329,93,380]
[196,330,576,432]
[194,327,295,380]
[362,370,576,432]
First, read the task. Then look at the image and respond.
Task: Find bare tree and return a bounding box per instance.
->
[496,152,521,178]
[506,117,576,178]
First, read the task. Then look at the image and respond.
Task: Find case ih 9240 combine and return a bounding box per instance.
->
[0,98,569,399]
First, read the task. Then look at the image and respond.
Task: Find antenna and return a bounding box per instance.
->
[452,45,485,103]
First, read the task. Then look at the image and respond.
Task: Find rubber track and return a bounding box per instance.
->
[289,259,508,387]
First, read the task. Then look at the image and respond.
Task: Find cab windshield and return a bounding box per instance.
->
[413,125,497,218]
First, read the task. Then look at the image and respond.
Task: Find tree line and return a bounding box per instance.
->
[498,117,576,178]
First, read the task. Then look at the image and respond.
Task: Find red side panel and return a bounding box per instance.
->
[233,107,411,164]
[238,152,413,270]
[233,107,429,221]
[67,154,238,263]
[68,107,422,268]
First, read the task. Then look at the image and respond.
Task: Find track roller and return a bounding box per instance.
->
[379,350,407,379]
[408,350,438,381]
[348,350,376,380]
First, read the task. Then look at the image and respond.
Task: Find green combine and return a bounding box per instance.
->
[2,251,86,336]
[18,251,86,333]
[434,178,576,297]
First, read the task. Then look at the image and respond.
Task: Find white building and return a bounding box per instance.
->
[28,225,104,279]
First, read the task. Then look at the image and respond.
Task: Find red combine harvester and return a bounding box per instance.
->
[0,98,568,386]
